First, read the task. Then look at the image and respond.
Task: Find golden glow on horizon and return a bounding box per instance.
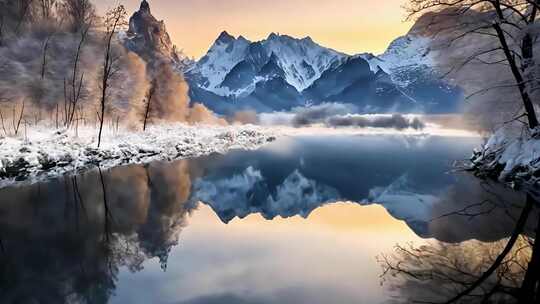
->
[95,0,413,58]
[223,202,418,237]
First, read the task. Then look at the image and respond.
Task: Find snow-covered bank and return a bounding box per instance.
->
[0,124,277,189]
[469,125,540,186]
[0,120,482,189]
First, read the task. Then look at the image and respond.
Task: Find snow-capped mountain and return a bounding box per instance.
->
[186,30,460,115]
[351,34,436,93]
[188,31,251,96]
[187,32,347,97]
[119,1,461,115]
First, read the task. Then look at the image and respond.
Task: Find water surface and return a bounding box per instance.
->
[0,134,529,303]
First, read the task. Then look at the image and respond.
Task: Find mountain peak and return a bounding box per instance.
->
[216,31,235,44]
[124,0,177,63]
[191,30,348,96]
[268,32,279,40]
[301,36,314,43]
[139,0,150,14]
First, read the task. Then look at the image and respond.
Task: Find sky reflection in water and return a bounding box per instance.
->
[0,134,529,304]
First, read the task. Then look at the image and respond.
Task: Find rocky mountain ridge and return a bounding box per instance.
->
[186,31,460,114]
[122,0,461,115]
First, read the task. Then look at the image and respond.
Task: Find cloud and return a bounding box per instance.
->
[325,114,425,130]
[291,103,358,126]
[258,112,296,126]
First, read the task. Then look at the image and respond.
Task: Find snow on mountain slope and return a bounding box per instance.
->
[261,33,347,91]
[382,36,433,70]
[189,30,436,98]
[363,35,435,86]
[186,28,461,114]
[189,32,347,97]
[191,31,251,95]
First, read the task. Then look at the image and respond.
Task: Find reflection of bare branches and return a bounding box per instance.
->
[518,199,540,302]
[431,199,499,221]
[439,195,531,303]
[381,194,539,303]
[71,175,87,219]
[379,238,530,303]
[0,161,197,303]
[98,166,113,243]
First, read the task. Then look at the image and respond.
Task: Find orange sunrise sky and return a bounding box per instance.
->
[94,0,413,59]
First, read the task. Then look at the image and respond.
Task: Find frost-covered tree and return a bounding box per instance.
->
[59,0,95,33]
[407,0,540,129]
[97,5,127,148]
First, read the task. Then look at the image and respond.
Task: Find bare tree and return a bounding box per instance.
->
[0,14,4,46]
[11,99,25,136]
[40,28,55,79]
[65,24,89,127]
[15,0,35,33]
[60,0,94,33]
[0,109,7,136]
[407,0,540,129]
[38,0,56,21]
[97,5,126,148]
[142,79,156,131]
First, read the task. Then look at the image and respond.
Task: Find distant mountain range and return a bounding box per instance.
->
[124,1,462,115]
[185,31,461,114]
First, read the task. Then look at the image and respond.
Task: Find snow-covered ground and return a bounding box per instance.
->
[469,124,540,186]
[0,124,277,189]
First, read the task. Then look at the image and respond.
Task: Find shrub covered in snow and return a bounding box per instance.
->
[469,124,540,186]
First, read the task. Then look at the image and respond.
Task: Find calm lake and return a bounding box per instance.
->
[0,134,530,303]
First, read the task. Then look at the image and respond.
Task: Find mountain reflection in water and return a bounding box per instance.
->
[0,135,534,304]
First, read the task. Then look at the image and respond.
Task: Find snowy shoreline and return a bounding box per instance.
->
[0,124,277,189]
[0,121,484,190]
[468,125,540,187]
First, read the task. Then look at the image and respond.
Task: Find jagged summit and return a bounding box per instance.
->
[190,31,346,95]
[268,32,279,39]
[267,32,308,43]
[186,28,460,115]
[139,0,150,14]
[216,31,235,43]
[124,0,178,63]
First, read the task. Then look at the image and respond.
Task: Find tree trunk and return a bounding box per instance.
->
[493,23,539,129]
[97,80,106,148]
[98,37,112,148]
[519,194,540,303]
[143,81,155,131]
[442,195,534,304]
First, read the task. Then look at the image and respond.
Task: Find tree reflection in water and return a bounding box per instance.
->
[0,160,197,303]
[380,193,540,304]
[0,138,536,304]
